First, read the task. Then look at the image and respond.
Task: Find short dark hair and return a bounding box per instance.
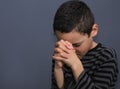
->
[53,0,95,36]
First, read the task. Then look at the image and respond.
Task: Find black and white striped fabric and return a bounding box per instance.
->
[52,43,118,89]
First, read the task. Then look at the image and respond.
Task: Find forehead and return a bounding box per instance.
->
[55,31,88,43]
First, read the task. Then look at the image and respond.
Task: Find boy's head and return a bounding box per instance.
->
[53,0,98,57]
[53,0,95,36]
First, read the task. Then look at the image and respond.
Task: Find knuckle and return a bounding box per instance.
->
[59,45,63,49]
[54,48,57,52]
[54,48,61,53]
[57,41,61,45]
[60,52,63,56]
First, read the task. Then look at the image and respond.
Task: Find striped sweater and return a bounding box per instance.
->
[52,43,118,89]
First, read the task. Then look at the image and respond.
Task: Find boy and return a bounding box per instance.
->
[52,1,118,89]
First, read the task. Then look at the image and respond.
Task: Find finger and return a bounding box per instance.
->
[54,48,63,53]
[52,55,64,61]
[61,40,74,50]
[53,52,69,59]
[61,40,68,47]
[55,40,65,47]
[53,52,60,57]
[55,40,62,47]
[53,50,70,59]
[60,52,69,59]
[56,40,71,54]
[65,41,74,50]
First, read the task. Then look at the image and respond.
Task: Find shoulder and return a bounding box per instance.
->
[99,43,117,59]
[84,43,117,62]
[94,43,118,66]
[87,43,117,62]
[96,44,118,73]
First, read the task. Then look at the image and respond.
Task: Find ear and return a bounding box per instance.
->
[90,24,98,37]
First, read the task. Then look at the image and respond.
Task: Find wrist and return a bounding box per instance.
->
[55,61,63,69]
[71,60,84,80]
[71,61,80,70]
[71,59,81,69]
[54,63,63,71]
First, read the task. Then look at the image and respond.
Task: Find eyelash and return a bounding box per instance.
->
[73,44,80,47]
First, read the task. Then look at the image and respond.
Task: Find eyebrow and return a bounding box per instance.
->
[72,40,84,46]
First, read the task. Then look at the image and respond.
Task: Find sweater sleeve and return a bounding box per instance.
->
[72,58,118,89]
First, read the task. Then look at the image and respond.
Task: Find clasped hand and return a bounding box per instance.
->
[52,40,80,69]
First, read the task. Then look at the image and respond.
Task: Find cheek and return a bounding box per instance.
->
[75,45,89,56]
[75,46,84,54]
[75,47,82,52]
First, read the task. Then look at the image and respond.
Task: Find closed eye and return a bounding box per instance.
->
[72,44,81,47]
[72,40,84,47]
